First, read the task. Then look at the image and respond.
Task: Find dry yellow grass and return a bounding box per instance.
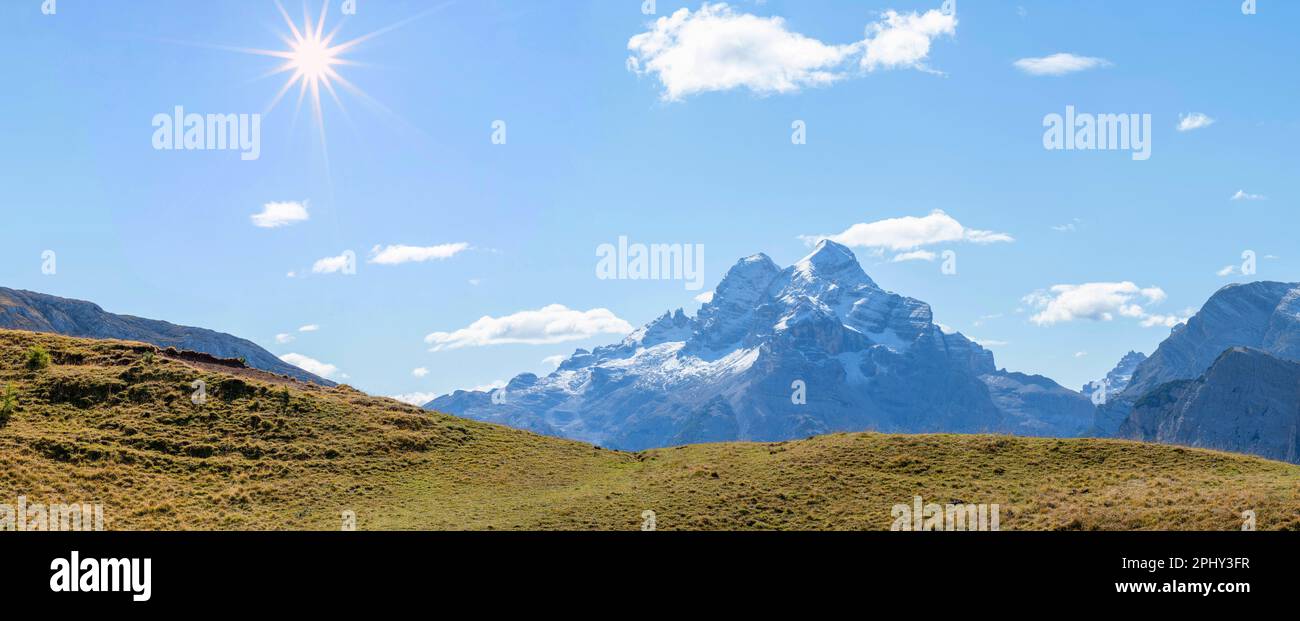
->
[2,329,1298,531]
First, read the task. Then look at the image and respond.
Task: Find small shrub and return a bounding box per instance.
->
[0,384,16,426]
[276,387,291,414]
[142,350,155,364]
[25,346,51,371]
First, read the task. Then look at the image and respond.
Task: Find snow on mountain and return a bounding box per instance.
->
[427,240,1092,450]
[1081,350,1147,401]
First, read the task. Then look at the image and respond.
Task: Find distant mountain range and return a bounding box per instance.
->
[1097,281,1300,462]
[8,270,1300,465]
[0,287,332,386]
[1081,350,1146,403]
[1120,347,1300,464]
[429,245,1300,463]
[427,241,1093,450]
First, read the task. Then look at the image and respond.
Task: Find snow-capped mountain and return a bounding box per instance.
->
[1081,351,1146,401]
[428,241,1093,450]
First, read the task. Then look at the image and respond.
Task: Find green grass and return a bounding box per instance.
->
[2,329,1298,531]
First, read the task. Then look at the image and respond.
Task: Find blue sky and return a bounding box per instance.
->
[1,0,1296,402]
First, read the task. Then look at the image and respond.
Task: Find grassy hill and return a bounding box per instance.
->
[2,329,1298,531]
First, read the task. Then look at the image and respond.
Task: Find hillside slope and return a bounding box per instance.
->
[0,287,333,386]
[2,330,1298,530]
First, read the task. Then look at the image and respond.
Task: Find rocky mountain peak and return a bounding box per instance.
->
[788,239,877,290]
[1122,281,1300,398]
[428,245,1090,449]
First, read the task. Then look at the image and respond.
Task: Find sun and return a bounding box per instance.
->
[289,33,338,82]
[208,0,448,159]
[242,0,411,154]
[254,1,360,147]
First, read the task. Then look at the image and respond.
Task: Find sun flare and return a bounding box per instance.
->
[254,1,359,145]
[210,0,446,159]
[234,0,392,154]
[289,34,338,82]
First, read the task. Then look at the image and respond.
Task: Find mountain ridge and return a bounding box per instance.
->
[1094,281,1300,437]
[1120,347,1300,463]
[0,286,333,386]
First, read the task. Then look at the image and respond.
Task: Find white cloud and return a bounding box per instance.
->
[1230,190,1267,201]
[1141,312,1190,329]
[279,353,342,379]
[694,291,714,304]
[251,200,310,228]
[391,392,438,406]
[1013,53,1111,76]
[1177,113,1214,132]
[299,324,320,332]
[369,243,471,265]
[973,338,1008,347]
[802,210,1013,252]
[860,9,958,73]
[972,313,1003,327]
[412,367,429,378]
[312,252,354,274]
[1217,265,1237,277]
[890,249,937,262]
[274,333,294,344]
[425,304,634,351]
[626,3,956,101]
[1074,351,1088,358]
[1023,282,1173,327]
[542,355,567,367]
[1052,218,1082,233]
